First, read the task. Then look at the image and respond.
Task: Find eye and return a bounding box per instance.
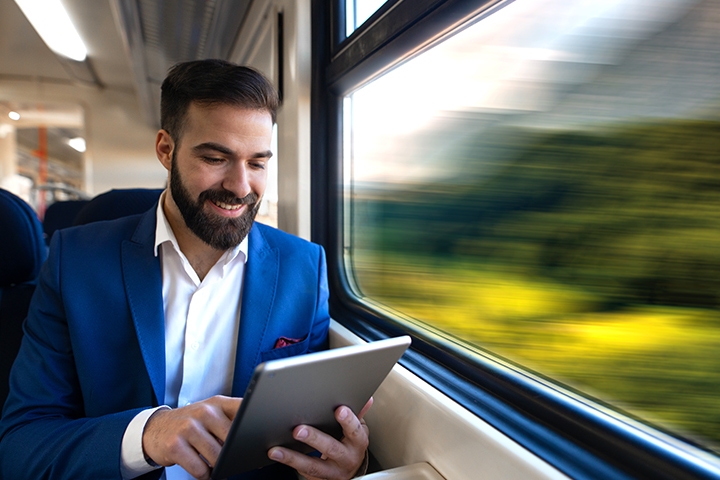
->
[249,161,267,170]
[202,156,225,164]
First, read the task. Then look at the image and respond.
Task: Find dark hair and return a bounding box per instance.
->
[160,59,279,142]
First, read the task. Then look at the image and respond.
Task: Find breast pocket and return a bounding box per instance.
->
[260,335,310,363]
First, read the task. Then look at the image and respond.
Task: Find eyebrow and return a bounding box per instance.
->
[192,142,273,159]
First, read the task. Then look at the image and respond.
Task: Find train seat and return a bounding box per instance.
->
[73,188,163,225]
[42,199,90,245]
[0,188,47,405]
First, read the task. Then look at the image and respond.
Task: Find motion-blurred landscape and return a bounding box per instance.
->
[347,0,720,450]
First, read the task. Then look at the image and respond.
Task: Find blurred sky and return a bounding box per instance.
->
[347,0,714,183]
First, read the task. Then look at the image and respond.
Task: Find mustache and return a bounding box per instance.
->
[200,189,259,206]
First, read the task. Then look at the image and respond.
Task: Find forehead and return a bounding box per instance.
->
[181,102,273,145]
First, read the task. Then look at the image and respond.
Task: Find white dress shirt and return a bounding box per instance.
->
[121,194,247,480]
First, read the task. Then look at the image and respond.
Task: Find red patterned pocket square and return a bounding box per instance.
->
[273,336,303,349]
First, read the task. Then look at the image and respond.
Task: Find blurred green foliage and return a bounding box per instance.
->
[350,119,720,450]
[355,119,720,310]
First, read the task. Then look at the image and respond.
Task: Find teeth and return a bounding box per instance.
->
[214,200,243,211]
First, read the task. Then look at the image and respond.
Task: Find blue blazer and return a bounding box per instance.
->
[0,206,330,479]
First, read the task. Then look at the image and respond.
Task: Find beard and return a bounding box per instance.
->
[170,155,261,250]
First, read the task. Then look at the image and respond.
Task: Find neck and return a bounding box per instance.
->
[162,196,225,281]
[183,240,224,281]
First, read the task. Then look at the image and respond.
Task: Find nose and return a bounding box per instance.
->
[222,161,252,199]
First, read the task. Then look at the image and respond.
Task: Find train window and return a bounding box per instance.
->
[342,0,720,455]
[345,0,389,36]
[257,124,279,227]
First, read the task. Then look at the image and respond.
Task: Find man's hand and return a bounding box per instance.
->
[267,397,373,480]
[142,395,242,480]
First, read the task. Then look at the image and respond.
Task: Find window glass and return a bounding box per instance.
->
[343,0,720,452]
[346,0,389,37]
[257,124,278,227]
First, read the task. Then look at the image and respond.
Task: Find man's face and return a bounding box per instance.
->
[161,102,273,250]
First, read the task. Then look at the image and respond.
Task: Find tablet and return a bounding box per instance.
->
[211,335,411,479]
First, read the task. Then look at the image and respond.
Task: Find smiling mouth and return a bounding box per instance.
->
[212,200,245,211]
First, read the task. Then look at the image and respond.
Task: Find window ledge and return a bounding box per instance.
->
[359,462,443,479]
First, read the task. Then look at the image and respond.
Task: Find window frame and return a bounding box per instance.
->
[309,0,720,478]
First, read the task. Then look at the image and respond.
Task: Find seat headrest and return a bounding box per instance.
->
[73,188,163,226]
[43,199,90,245]
[0,189,47,287]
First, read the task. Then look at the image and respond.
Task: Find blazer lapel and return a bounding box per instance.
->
[231,225,279,396]
[121,208,166,404]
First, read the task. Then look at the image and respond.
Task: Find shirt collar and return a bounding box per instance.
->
[154,190,249,264]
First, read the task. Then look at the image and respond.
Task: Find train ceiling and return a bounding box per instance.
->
[0,0,253,129]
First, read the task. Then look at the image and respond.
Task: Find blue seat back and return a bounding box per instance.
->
[0,189,46,288]
[43,199,90,245]
[73,188,163,225]
[0,188,47,404]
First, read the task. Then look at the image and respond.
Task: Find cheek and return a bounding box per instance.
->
[254,166,269,183]
[250,173,268,196]
[190,167,225,192]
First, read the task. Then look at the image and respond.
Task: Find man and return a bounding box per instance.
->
[0,60,369,480]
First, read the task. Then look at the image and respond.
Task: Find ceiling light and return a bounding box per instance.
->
[68,137,86,153]
[8,111,21,121]
[14,0,88,61]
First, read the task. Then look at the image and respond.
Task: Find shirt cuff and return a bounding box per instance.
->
[120,406,171,479]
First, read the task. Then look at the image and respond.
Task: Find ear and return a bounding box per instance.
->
[156,129,175,171]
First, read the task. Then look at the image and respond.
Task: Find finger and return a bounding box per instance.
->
[295,424,347,461]
[269,418,367,479]
[149,428,212,479]
[268,446,338,480]
[358,397,374,420]
[183,424,224,469]
[175,443,213,480]
[336,406,369,449]
[215,395,243,420]
[199,396,242,449]
[183,402,236,465]
[143,399,238,470]
[295,422,360,473]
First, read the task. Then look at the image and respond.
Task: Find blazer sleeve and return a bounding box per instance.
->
[0,233,149,480]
